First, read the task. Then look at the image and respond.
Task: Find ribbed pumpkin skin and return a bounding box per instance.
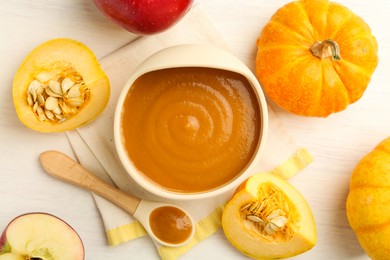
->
[346,137,390,260]
[256,0,378,117]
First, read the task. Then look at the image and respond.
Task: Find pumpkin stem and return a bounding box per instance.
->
[310,39,341,61]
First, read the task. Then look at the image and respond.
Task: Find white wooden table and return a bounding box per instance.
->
[1,0,389,259]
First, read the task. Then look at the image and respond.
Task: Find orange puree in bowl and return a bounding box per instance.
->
[120,67,261,193]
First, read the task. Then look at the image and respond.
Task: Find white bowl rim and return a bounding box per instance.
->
[113,44,269,200]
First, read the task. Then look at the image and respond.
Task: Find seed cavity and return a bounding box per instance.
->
[26,65,89,123]
[240,183,298,241]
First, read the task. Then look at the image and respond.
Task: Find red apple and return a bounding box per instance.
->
[92,0,193,35]
[0,213,84,259]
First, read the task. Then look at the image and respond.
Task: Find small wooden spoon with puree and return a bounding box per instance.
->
[39,150,195,247]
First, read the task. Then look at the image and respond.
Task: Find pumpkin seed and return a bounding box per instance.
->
[270,216,288,229]
[45,87,62,98]
[54,113,63,120]
[239,184,294,238]
[36,106,47,121]
[30,89,37,103]
[45,109,55,120]
[48,80,63,96]
[36,71,56,83]
[67,84,81,99]
[37,86,45,95]
[266,210,282,221]
[67,97,83,107]
[28,80,41,93]
[59,100,72,115]
[37,93,45,106]
[27,94,33,106]
[61,77,74,93]
[52,106,62,115]
[247,215,264,224]
[26,71,89,122]
[264,223,276,235]
[45,96,59,111]
[33,102,38,113]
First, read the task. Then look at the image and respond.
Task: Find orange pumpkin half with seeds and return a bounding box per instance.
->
[256,0,378,117]
[222,173,317,259]
[13,38,110,132]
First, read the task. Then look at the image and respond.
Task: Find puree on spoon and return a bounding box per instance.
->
[120,67,261,193]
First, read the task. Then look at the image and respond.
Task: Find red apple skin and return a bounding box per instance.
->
[0,230,6,251]
[92,0,193,35]
[0,216,14,252]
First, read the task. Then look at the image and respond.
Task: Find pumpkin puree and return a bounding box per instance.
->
[149,206,193,244]
[120,67,261,192]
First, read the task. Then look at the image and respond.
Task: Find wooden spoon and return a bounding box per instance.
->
[39,150,195,247]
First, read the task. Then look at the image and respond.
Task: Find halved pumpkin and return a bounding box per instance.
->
[222,173,317,259]
[13,38,110,132]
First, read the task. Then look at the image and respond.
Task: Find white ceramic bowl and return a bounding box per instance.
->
[114,44,268,200]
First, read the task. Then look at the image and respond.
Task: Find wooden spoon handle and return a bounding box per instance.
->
[39,150,141,215]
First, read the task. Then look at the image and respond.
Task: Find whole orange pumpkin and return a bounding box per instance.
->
[346,137,390,260]
[256,0,378,117]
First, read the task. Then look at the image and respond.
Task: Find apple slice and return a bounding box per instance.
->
[0,213,84,260]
